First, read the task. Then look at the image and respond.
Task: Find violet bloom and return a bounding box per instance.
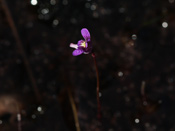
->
[70,28,92,56]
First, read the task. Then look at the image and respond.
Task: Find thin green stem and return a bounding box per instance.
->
[92,53,101,120]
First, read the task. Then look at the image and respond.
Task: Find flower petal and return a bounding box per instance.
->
[81,28,90,42]
[72,49,84,56]
[77,40,84,46]
[70,43,78,49]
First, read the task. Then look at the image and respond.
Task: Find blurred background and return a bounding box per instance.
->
[0,0,175,130]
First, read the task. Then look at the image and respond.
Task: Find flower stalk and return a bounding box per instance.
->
[92,53,101,120]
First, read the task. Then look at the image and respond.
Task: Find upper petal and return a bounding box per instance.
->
[81,28,90,42]
[72,49,84,56]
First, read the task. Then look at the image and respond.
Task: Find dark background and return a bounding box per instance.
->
[0,0,175,130]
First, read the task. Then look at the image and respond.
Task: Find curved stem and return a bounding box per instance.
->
[92,53,101,120]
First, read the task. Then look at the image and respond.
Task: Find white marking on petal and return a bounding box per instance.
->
[70,43,78,49]
[83,52,89,54]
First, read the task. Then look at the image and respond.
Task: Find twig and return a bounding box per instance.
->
[17,113,22,131]
[141,81,147,105]
[67,88,81,131]
[62,67,81,131]
[0,0,41,102]
[141,81,145,97]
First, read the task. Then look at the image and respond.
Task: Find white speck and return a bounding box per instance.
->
[135,118,140,123]
[119,7,125,13]
[17,113,21,121]
[169,0,174,3]
[128,41,134,46]
[43,58,49,64]
[99,92,102,97]
[91,4,96,10]
[37,78,43,83]
[52,95,57,99]
[16,59,22,64]
[143,101,148,106]
[115,112,121,117]
[125,96,130,102]
[118,71,123,77]
[32,114,36,119]
[53,19,59,26]
[93,12,99,18]
[50,0,56,5]
[116,88,121,93]
[41,8,49,15]
[38,14,44,19]
[162,22,168,28]
[158,100,162,104]
[132,34,137,40]
[70,18,77,24]
[34,49,40,55]
[145,122,150,127]
[125,17,131,22]
[62,0,68,5]
[26,22,33,28]
[31,0,38,5]
[168,77,174,83]
[37,106,42,112]
[0,120,2,124]
[152,125,157,129]
[85,3,91,8]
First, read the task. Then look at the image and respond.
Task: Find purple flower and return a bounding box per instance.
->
[70,28,92,56]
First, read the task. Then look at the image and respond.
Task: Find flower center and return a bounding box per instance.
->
[80,41,86,48]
